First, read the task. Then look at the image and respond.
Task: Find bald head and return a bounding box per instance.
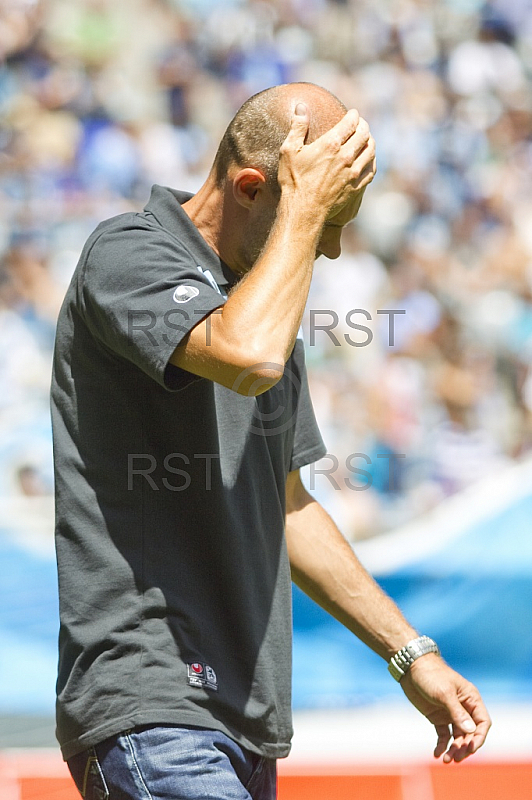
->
[213,82,347,188]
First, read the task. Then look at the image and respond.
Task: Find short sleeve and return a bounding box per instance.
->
[288,339,327,471]
[80,219,225,391]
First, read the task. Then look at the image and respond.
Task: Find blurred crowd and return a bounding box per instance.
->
[2,0,532,536]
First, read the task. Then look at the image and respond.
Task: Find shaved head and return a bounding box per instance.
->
[213,82,347,187]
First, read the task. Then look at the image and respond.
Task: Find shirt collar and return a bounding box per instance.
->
[144,184,237,289]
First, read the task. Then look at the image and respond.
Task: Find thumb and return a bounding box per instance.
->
[447,699,476,735]
[284,101,309,148]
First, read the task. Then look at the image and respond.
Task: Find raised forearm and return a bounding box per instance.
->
[218,111,374,369]
[215,195,323,367]
[170,107,375,395]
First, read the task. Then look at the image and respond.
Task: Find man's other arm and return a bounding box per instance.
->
[285,468,491,764]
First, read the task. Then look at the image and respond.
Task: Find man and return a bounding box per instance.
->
[52,83,490,800]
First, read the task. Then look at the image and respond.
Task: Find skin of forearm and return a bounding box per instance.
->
[172,110,375,394]
[215,113,375,370]
[286,493,417,661]
[215,193,325,368]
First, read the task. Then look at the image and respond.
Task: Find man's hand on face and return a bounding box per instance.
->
[277,102,377,220]
[400,654,492,763]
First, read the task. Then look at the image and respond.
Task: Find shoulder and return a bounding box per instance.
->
[87,210,176,247]
[81,211,194,275]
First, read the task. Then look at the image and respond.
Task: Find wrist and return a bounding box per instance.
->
[408,650,442,674]
[277,189,328,232]
[388,635,441,682]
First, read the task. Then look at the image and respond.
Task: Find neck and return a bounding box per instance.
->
[182,174,247,277]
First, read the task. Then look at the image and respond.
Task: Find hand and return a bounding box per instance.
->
[400,654,491,763]
[277,103,376,219]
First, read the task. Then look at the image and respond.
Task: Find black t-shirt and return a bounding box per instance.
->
[51,185,326,761]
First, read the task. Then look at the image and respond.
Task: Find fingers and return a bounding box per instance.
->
[349,137,377,188]
[447,685,492,747]
[325,108,360,147]
[283,105,367,158]
[443,690,477,736]
[404,659,491,766]
[445,725,472,763]
[468,716,492,754]
[435,693,492,764]
[439,695,476,764]
[281,102,310,153]
[342,118,372,164]
[433,724,475,764]
[278,103,374,213]
[462,695,492,757]
[434,725,451,759]
[324,115,373,179]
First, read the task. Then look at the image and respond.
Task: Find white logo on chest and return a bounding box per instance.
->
[173,285,200,303]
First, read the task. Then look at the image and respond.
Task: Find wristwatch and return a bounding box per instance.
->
[388,635,440,682]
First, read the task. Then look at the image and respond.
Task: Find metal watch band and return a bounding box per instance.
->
[388,635,440,682]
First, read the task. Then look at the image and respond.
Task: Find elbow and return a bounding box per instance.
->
[229,347,286,396]
[232,359,285,397]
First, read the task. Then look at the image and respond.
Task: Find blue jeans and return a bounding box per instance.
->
[67,725,277,800]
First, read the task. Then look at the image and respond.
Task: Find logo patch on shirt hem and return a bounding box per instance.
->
[187,662,218,691]
[173,285,200,303]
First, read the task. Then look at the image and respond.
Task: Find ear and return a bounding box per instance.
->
[232,168,267,209]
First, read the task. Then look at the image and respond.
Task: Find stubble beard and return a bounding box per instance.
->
[241,201,280,272]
